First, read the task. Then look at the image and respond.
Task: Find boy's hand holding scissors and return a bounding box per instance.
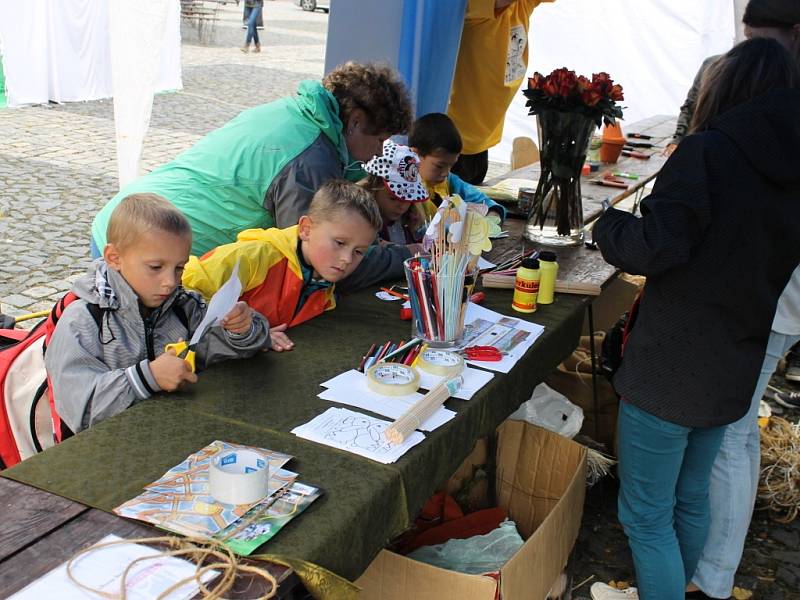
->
[152,346,198,391]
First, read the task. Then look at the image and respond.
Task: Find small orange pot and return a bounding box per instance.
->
[600,139,625,163]
[600,122,626,163]
[603,122,625,141]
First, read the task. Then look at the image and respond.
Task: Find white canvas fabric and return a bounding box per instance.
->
[491,0,738,163]
[0,0,181,108]
[109,0,174,187]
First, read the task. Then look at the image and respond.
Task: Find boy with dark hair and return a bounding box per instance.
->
[47,193,269,433]
[409,113,505,221]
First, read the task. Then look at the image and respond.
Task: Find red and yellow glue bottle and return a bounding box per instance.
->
[511,258,540,313]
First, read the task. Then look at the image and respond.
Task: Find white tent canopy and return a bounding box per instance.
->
[0,0,181,108]
[492,0,747,162]
[0,0,182,186]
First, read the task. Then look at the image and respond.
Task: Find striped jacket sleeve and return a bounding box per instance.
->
[45,303,159,433]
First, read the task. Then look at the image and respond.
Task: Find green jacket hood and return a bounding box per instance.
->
[295,80,348,161]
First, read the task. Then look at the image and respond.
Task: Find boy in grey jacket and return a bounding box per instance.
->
[47,194,270,433]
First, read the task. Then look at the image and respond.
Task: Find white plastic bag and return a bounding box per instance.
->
[507,382,584,439]
[407,520,524,575]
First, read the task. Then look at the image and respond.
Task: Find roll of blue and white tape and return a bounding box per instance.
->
[208,449,269,505]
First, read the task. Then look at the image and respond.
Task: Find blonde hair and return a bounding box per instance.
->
[107,193,191,250]
[357,174,385,193]
[307,180,382,231]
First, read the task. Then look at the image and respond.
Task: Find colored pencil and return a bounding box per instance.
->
[381,338,419,364]
[380,287,410,301]
[373,341,393,364]
[359,342,376,372]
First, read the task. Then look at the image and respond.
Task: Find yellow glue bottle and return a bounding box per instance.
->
[537,251,558,305]
[512,258,540,313]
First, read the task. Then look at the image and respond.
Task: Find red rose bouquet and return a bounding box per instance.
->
[523,68,624,126]
[521,69,624,244]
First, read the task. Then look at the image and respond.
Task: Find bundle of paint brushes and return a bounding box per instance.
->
[358,338,425,372]
[480,247,602,295]
[405,195,492,345]
[480,248,538,289]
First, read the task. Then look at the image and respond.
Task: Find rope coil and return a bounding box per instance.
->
[757,417,800,524]
[65,535,278,599]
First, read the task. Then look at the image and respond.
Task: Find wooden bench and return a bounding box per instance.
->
[180,0,221,44]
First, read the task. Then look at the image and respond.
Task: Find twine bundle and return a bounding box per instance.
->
[757,417,800,523]
[66,535,277,599]
[585,448,616,486]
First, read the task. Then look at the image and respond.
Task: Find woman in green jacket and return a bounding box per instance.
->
[92,62,412,257]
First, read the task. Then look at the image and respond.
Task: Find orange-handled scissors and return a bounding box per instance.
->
[164,341,197,372]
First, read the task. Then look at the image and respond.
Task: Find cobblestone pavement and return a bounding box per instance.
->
[2,3,798,596]
[0,0,326,315]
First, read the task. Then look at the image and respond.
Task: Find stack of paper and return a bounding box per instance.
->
[114,441,320,555]
[319,370,455,430]
[459,303,546,373]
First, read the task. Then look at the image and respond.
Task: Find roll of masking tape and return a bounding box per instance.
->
[209,449,269,505]
[417,349,465,378]
[366,363,420,396]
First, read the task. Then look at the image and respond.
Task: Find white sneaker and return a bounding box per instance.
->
[785,352,800,382]
[590,582,640,600]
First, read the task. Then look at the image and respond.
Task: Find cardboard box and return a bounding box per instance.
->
[355,422,587,600]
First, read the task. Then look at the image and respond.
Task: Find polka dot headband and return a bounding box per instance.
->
[364,139,429,203]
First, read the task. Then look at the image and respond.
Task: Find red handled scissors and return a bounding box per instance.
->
[460,346,504,362]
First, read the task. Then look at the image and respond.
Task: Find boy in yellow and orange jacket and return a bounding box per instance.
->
[182,180,382,351]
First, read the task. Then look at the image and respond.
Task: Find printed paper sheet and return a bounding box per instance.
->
[291,407,425,464]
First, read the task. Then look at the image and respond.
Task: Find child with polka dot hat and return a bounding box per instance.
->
[360,139,430,247]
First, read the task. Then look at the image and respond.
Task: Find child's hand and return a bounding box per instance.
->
[269,324,294,352]
[151,348,198,391]
[406,243,424,256]
[221,301,253,335]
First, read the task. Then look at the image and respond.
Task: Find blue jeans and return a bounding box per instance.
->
[617,401,725,600]
[692,331,800,597]
[246,6,261,45]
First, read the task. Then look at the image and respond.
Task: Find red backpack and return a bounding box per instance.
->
[0,293,192,469]
[0,293,97,469]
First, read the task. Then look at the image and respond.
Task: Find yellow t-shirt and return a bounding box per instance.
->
[448,0,553,155]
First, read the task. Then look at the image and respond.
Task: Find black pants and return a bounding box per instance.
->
[451,150,488,185]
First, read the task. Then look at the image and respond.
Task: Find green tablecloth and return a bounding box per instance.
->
[3,285,586,580]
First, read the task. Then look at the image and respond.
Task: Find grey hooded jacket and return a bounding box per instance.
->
[45,260,269,433]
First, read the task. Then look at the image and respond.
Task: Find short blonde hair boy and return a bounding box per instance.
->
[107,193,191,250]
[307,180,382,230]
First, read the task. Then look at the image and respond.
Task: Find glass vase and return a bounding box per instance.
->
[524,110,596,246]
